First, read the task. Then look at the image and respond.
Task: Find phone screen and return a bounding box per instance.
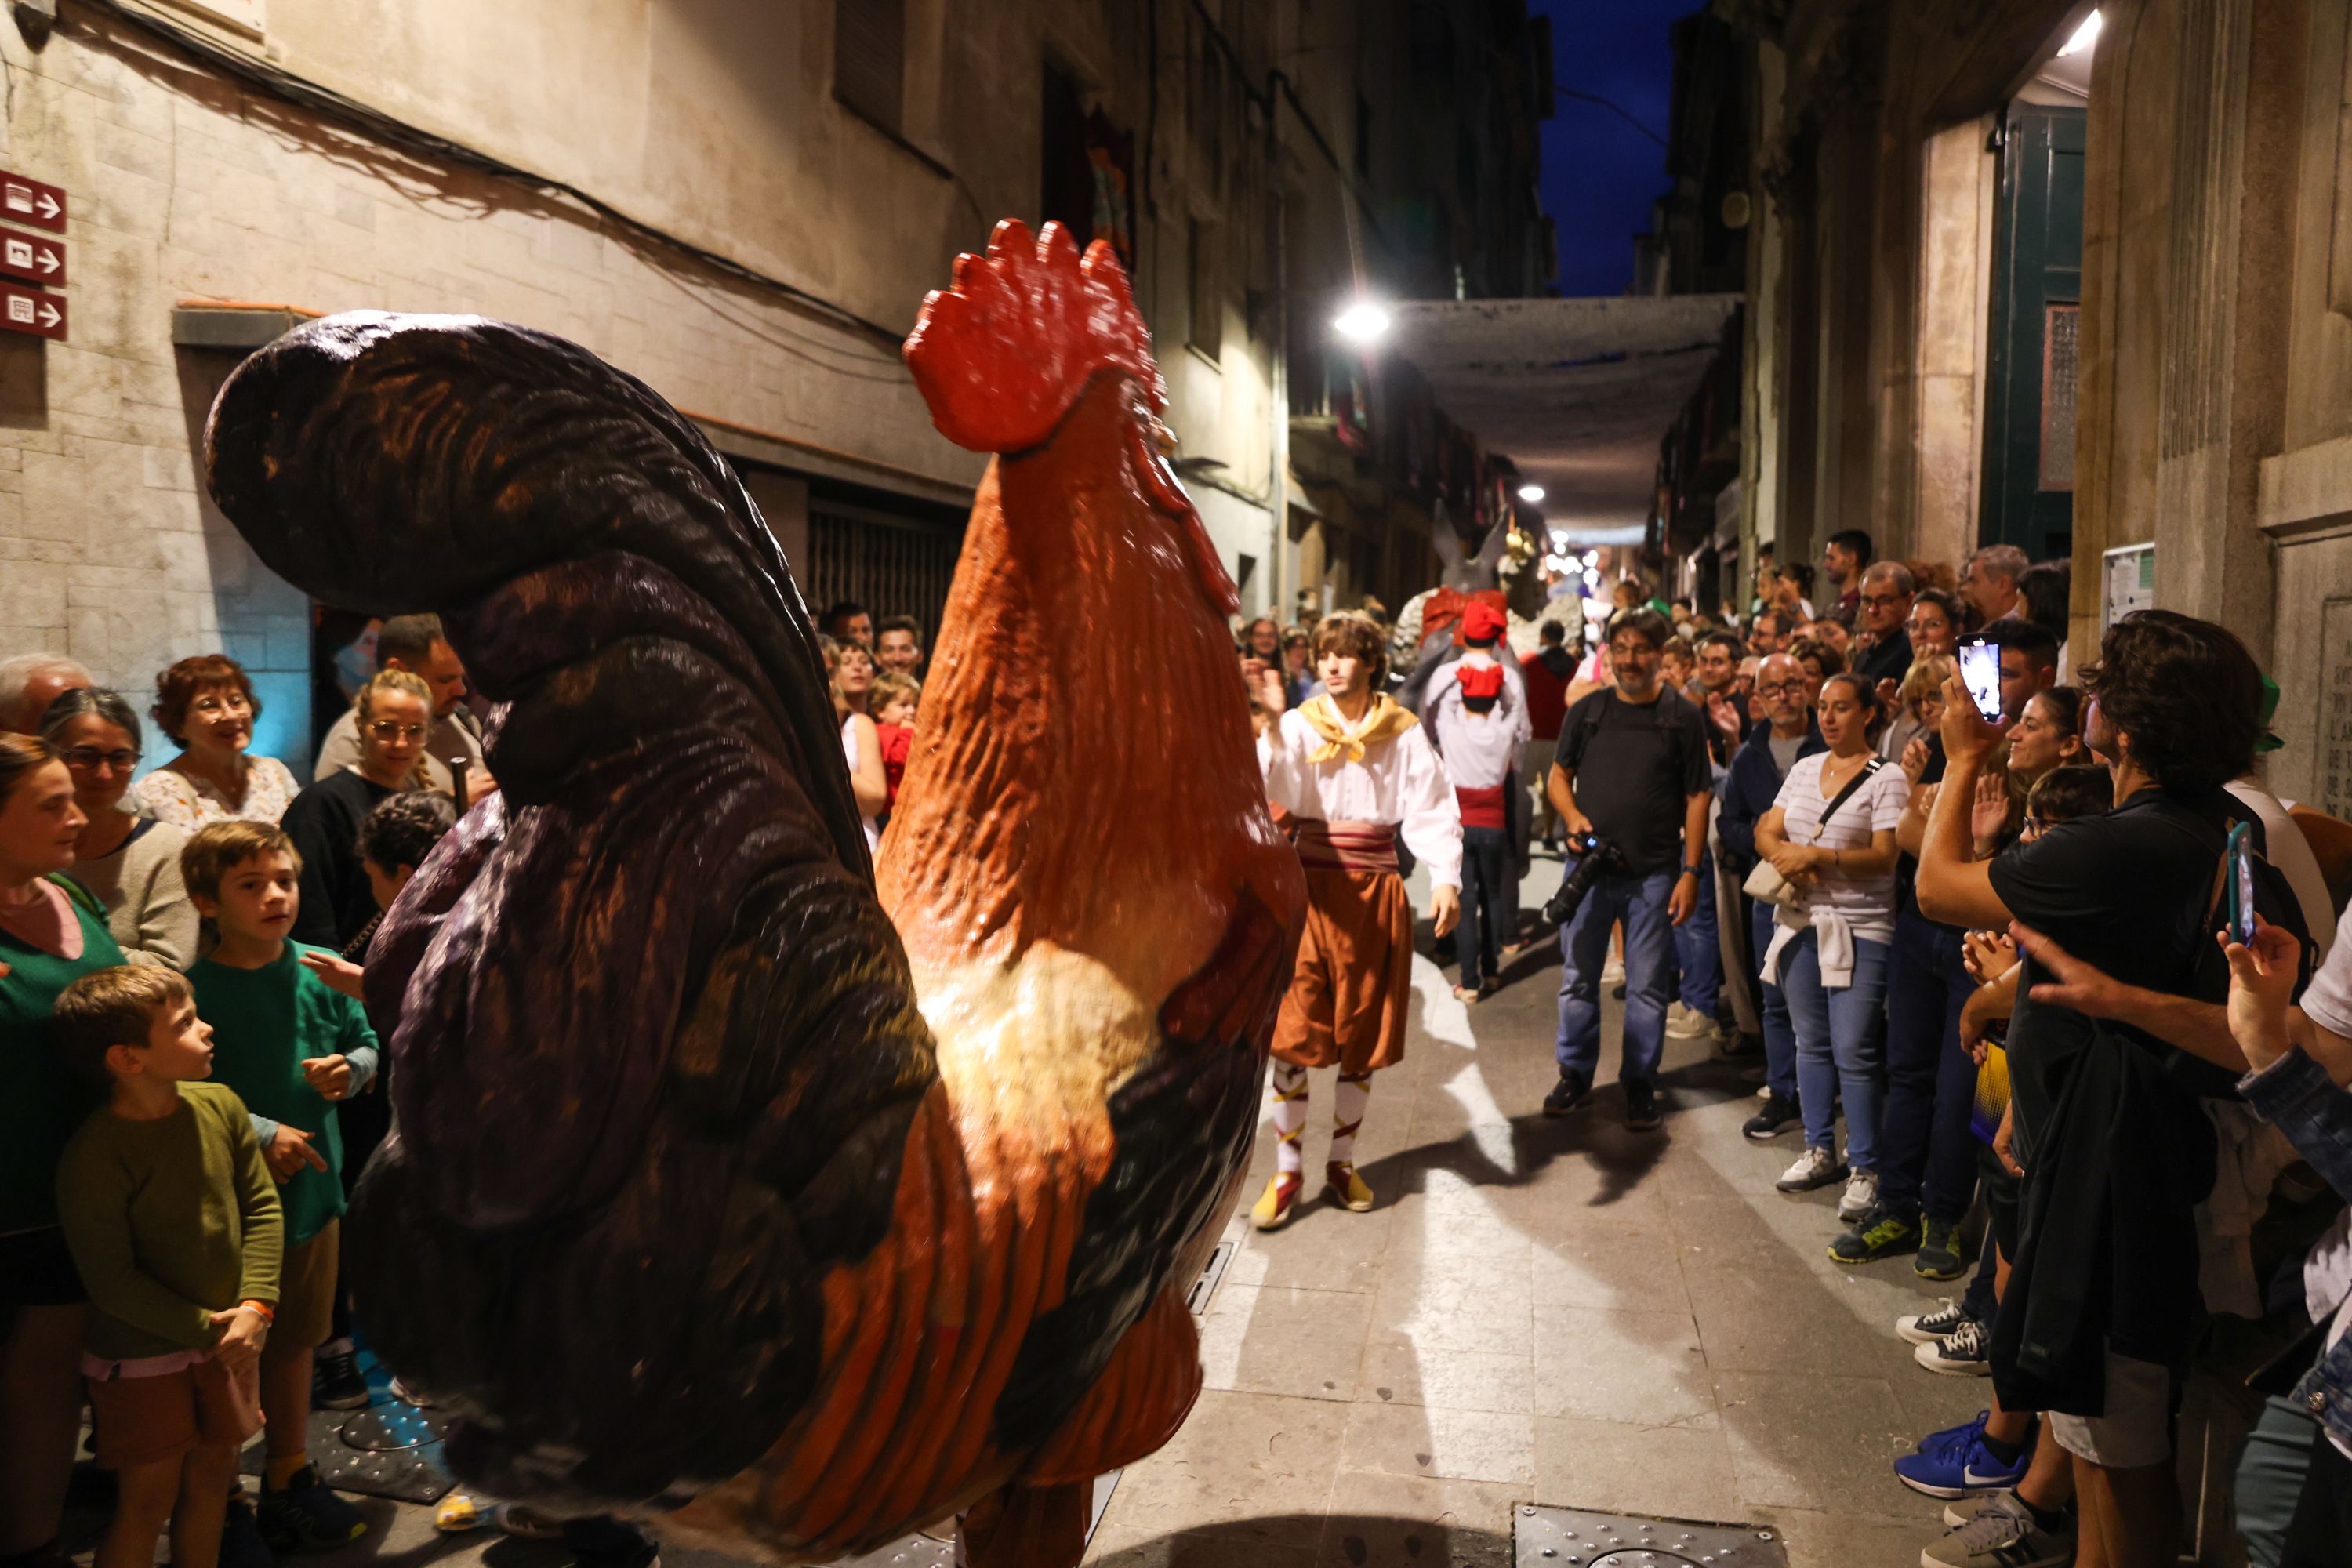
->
[1958,641,2004,724]
[2229,825,2257,945]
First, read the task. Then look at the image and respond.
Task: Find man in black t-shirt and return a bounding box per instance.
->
[1915,610,2265,1568]
[1542,609,1713,1130]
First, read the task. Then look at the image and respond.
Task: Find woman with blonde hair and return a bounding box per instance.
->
[282,669,434,949]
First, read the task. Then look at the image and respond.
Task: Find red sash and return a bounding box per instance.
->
[1294,819,1400,875]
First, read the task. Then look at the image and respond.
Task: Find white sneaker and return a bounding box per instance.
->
[1776,1145,1846,1192]
[1664,1003,1717,1039]
[1601,956,1626,985]
[1838,1169,1881,1222]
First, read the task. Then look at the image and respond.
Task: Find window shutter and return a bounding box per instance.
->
[835,0,905,136]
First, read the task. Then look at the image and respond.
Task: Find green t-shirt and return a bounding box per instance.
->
[0,880,128,1235]
[56,1080,284,1360]
[188,942,377,1245]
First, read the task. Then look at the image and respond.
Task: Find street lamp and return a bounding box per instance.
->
[1332,299,1391,343]
[1517,484,1545,503]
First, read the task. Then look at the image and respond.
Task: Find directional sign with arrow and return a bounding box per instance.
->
[0,226,64,287]
[0,173,64,234]
[0,281,67,340]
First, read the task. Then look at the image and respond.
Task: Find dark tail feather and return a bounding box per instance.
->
[204,313,937,1508]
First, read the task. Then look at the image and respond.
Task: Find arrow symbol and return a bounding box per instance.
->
[38,301,58,328]
[37,193,58,220]
[37,249,55,274]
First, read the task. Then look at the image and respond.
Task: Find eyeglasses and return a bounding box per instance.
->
[2021,815,2049,840]
[1860,593,1907,610]
[61,747,139,772]
[1755,681,1801,698]
[366,720,427,742]
[189,692,250,716]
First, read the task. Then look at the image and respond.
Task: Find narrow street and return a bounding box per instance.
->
[1082,858,1988,1567]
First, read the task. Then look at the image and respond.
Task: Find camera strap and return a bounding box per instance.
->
[1803,756,1886,846]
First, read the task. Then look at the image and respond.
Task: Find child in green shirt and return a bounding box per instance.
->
[53,964,278,1568]
[180,822,374,1554]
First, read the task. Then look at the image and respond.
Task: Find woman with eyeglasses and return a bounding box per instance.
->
[38,688,196,969]
[281,670,432,949]
[129,654,300,830]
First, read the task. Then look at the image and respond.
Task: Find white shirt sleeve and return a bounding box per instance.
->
[2299,903,2352,1040]
[1505,666,1532,747]
[1258,712,1315,818]
[1393,725,1464,890]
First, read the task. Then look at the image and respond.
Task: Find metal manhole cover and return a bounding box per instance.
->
[339,1401,447,1452]
[1513,1505,1786,1567]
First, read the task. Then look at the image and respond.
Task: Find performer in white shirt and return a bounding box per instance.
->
[1425,601,1531,1002]
[1250,610,1461,1229]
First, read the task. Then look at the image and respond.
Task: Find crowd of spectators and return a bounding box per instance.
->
[10,528,2352,1568]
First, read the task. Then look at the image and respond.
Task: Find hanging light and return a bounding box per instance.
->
[2057,9,2101,56]
[1517,483,1545,503]
[1332,299,1392,343]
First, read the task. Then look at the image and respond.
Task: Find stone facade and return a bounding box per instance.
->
[0,0,1548,763]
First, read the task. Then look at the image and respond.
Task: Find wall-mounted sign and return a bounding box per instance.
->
[0,226,64,287]
[0,172,65,233]
[0,281,67,340]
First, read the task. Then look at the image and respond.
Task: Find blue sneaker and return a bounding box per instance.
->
[1914,1410,1987,1459]
[1895,1418,2032,1500]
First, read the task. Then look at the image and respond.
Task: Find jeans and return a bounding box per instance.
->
[1555,866,1676,1086]
[1671,848,1720,1018]
[1776,927,1889,1171]
[1457,825,1512,988]
[1749,899,1798,1102]
[1876,906,1980,1224]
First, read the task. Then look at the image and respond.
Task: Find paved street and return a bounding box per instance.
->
[62,866,1984,1568]
[1080,859,1988,1566]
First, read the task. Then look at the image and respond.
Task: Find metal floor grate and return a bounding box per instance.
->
[1513,1505,1787,1567]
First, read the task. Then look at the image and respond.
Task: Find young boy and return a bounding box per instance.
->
[1251,610,1461,1228]
[53,966,280,1568]
[180,822,376,1552]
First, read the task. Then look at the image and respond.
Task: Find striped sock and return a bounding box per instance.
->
[1271,1062,1308,1179]
[1330,1070,1372,1167]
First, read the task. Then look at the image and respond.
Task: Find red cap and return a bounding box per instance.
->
[1461,602,1506,644]
[1457,662,1506,700]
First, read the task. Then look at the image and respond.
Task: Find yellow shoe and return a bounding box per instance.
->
[1324,1161,1374,1212]
[1250,1172,1301,1230]
[434,1494,485,1534]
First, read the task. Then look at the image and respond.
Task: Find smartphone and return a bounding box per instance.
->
[1957,639,2004,724]
[2223,821,2257,945]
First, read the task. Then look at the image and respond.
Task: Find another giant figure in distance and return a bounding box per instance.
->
[201,220,1306,1567]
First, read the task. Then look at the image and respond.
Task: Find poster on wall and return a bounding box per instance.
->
[2101,541,2153,633]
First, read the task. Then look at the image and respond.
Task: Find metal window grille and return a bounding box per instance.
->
[808,503,964,644]
[833,0,905,135]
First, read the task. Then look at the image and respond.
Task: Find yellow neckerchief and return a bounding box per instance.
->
[1298,691,1418,764]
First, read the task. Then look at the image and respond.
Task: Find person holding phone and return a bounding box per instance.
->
[1915,609,2266,1568]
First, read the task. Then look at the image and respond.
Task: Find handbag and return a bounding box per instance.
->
[1741,756,1886,910]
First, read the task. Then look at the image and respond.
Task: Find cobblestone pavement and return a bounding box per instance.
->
[64,859,1985,1568]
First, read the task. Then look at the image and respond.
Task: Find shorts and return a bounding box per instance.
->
[1977,1143,2021,1261]
[265,1218,339,1361]
[85,1354,263,1469]
[0,1225,85,1309]
[2048,1348,2176,1468]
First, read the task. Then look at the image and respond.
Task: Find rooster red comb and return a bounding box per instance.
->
[904,219,1166,453]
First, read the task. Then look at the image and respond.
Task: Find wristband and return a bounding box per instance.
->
[238,1299,274,1324]
[1681,862,1702,877]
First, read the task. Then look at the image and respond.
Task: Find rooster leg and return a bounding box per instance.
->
[954,1479,1088,1568]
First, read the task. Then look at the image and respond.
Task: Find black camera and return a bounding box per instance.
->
[1542,833,1628,927]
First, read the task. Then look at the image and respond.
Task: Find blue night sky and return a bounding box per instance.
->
[1527,0,1687,298]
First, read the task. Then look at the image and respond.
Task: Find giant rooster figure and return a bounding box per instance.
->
[201,220,1307,1566]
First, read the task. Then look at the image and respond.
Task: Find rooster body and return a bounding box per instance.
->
[201,222,1303,1566]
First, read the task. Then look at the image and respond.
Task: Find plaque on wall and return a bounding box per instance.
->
[2040,303,2081,492]
[2321,597,2352,820]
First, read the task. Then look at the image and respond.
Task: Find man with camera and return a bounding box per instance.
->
[1542,608,1715,1129]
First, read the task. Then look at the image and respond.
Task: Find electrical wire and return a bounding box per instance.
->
[1553,85,1668,151]
[67,0,913,359]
